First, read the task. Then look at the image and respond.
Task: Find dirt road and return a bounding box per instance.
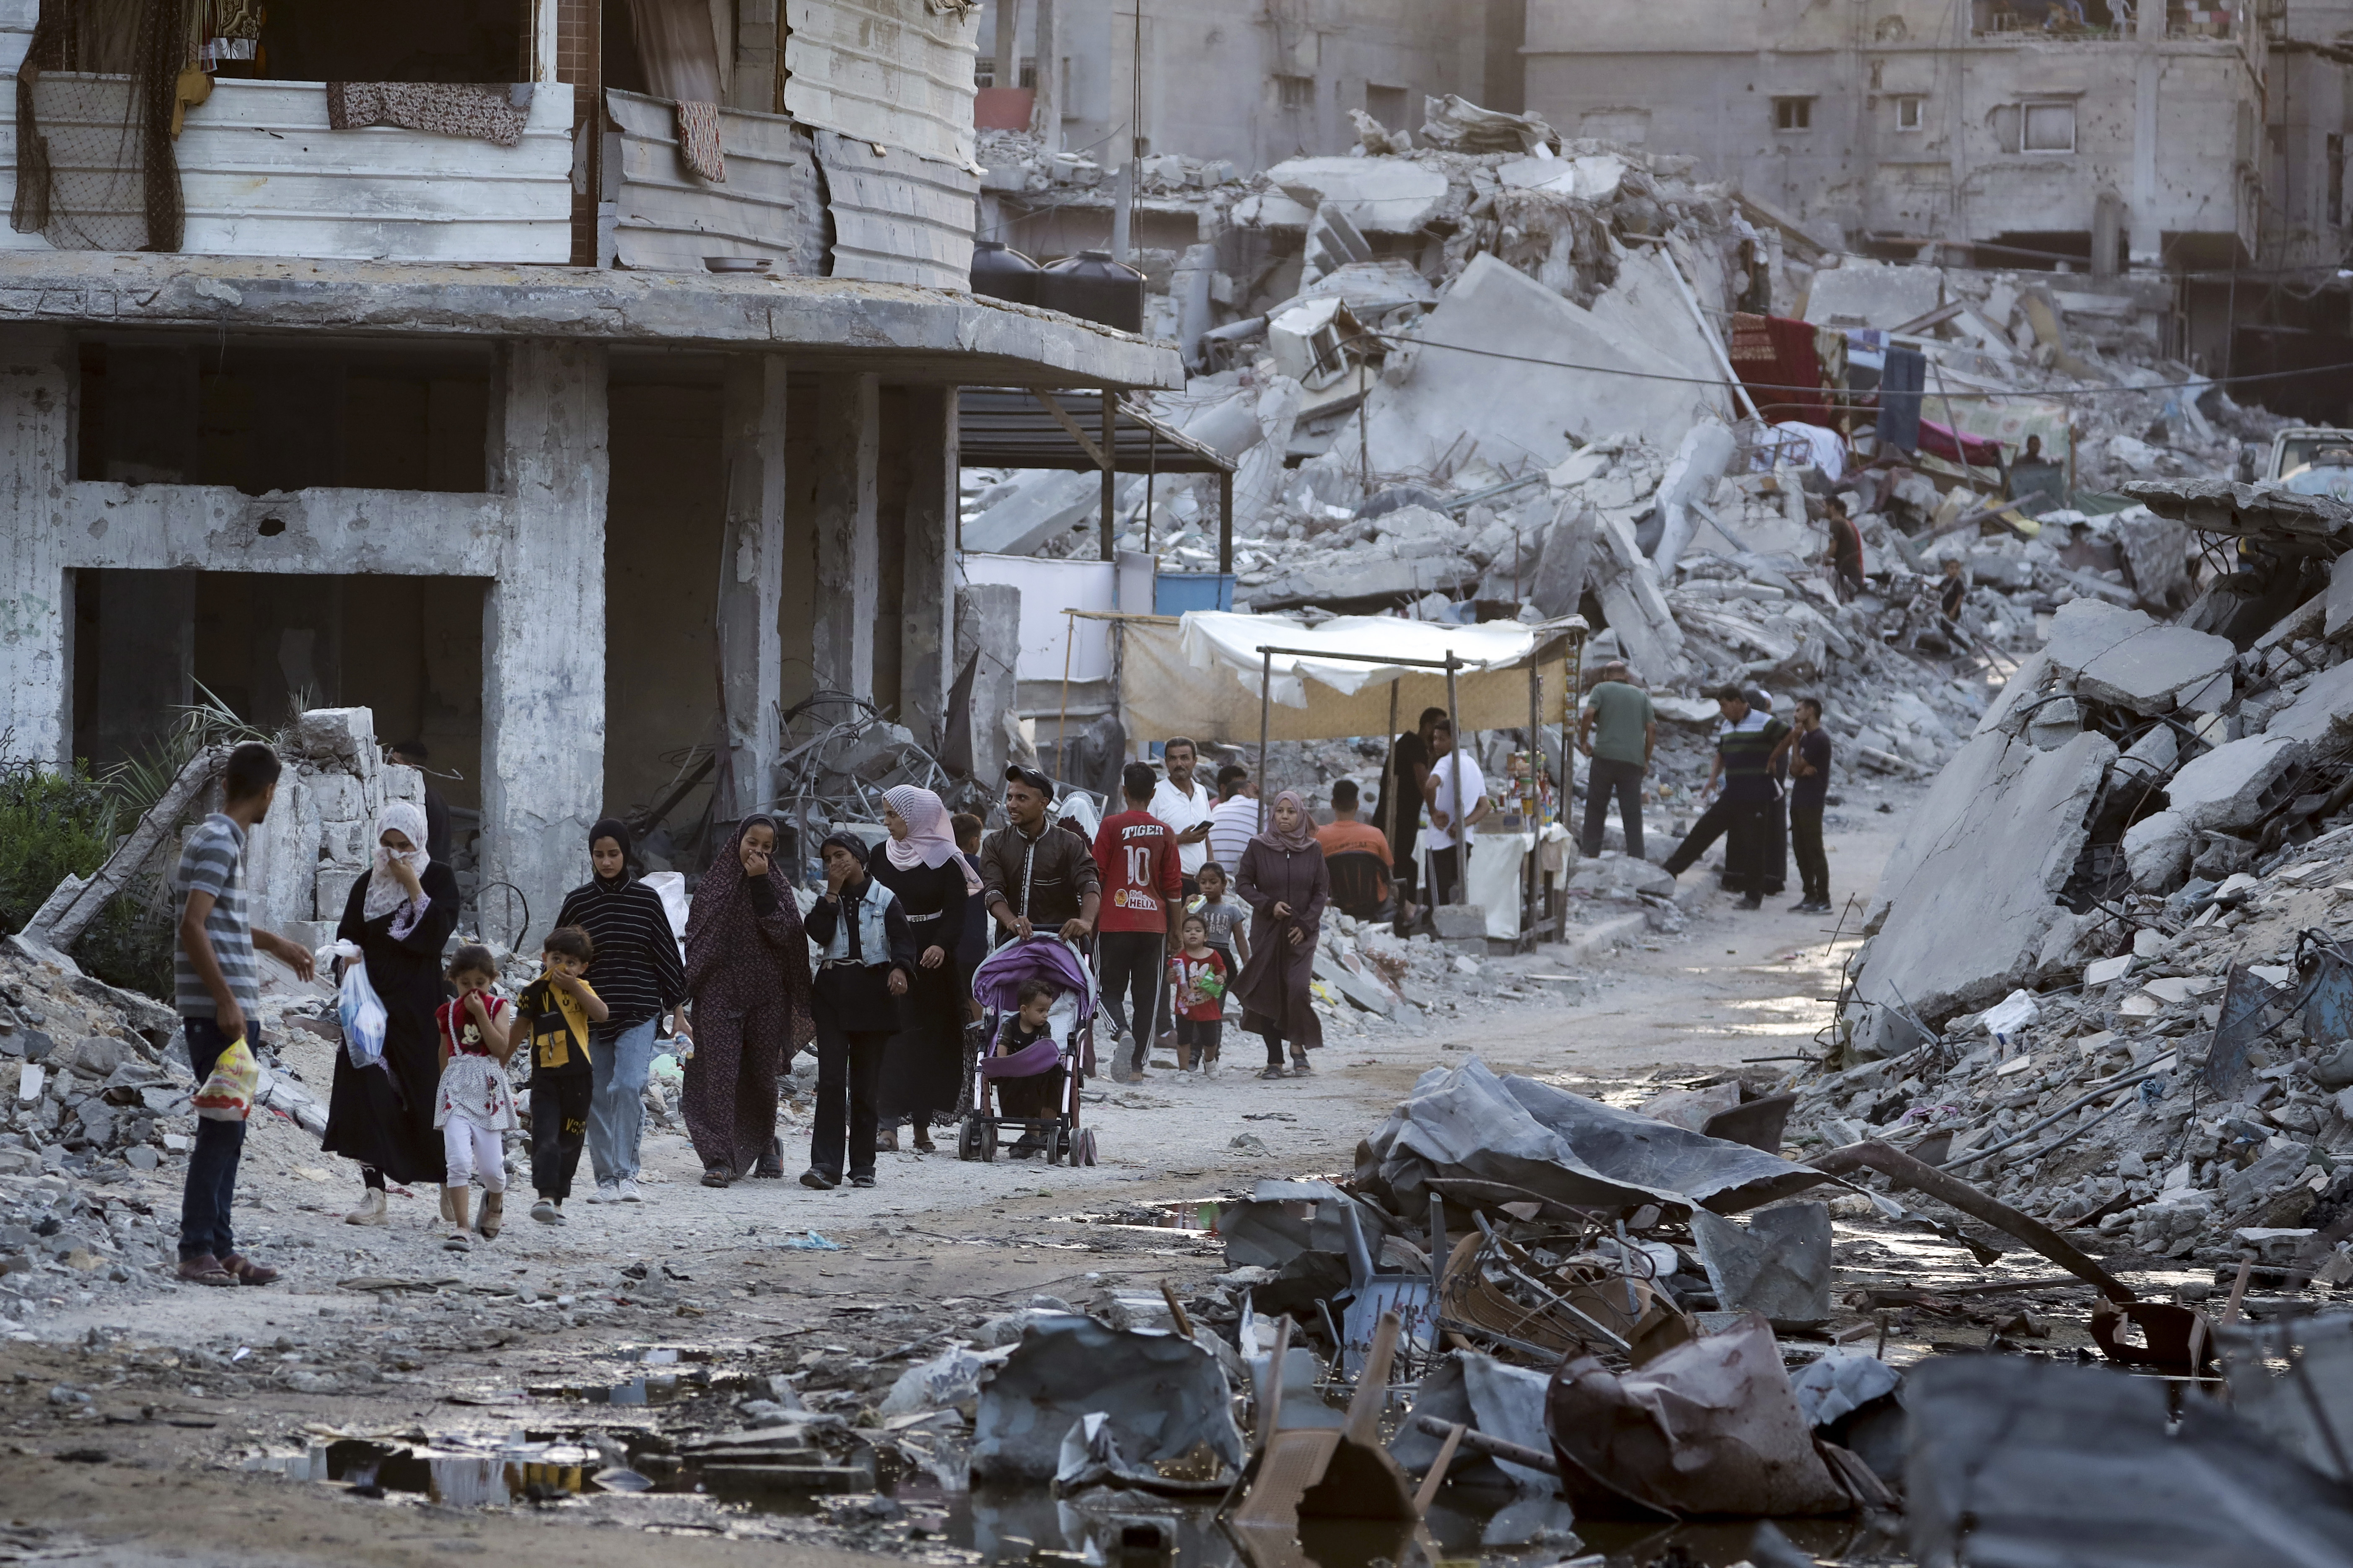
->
[0,791,1917,1568]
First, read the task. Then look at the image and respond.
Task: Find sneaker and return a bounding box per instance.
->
[799,1168,840,1190]
[849,1173,876,1189]
[617,1178,643,1202]
[1787,899,1817,913]
[586,1182,620,1204]
[1006,1133,1044,1159]
[530,1197,562,1225]
[1739,894,1764,910]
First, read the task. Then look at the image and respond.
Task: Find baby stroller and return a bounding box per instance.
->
[961,936,1098,1166]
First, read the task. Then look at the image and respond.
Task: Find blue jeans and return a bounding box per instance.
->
[178,1018,249,1262]
[587,1016,658,1185]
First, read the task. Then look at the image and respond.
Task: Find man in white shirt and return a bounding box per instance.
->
[1148,736,1216,892]
[1423,717,1490,909]
[1206,765,1261,875]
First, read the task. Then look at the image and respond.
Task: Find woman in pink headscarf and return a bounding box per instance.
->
[871,786,977,1153]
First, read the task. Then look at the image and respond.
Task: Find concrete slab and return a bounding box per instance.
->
[0,252,1186,389]
[1801,263,1941,329]
[1265,155,1451,233]
[2074,623,2238,714]
[1246,552,1477,611]
[1497,152,1628,200]
[1358,254,1723,481]
[2162,732,2307,832]
[1858,729,2117,1024]
[2042,598,2156,675]
[2263,661,2353,747]
[2330,554,2353,641]
[962,469,1101,555]
[2123,808,2193,893]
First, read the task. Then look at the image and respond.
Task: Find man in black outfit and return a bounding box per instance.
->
[1779,698,1835,913]
[1661,687,1790,910]
[1379,707,1446,930]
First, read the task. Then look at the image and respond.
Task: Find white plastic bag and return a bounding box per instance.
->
[334,939,389,1071]
[1982,987,2041,1049]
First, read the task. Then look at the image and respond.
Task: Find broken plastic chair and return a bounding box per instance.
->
[1337,1201,1434,1377]
[1227,1311,1429,1541]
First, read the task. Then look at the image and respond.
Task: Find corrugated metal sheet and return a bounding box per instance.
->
[607,88,824,274]
[814,127,974,290]
[0,64,572,262]
[783,0,979,170]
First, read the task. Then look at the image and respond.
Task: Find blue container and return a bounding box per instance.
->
[1154,572,1236,615]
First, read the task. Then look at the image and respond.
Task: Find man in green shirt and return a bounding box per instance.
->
[1576,660,1658,860]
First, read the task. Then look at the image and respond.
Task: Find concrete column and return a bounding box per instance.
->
[994,0,1021,91]
[719,353,788,818]
[899,386,958,752]
[482,339,608,936]
[812,372,880,702]
[0,327,74,764]
[1029,0,1059,151]
[954,583,1020,786]
[2130,54,2162,266]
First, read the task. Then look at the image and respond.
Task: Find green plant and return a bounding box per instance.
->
[0,752,118,937]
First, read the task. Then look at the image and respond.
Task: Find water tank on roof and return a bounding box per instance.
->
[1037,249,1144,334]
[969,240,1043,306]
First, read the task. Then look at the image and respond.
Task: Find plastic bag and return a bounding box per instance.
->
[334,939,389,1071]
[192,1034,260,1121]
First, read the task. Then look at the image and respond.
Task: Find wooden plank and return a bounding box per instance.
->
[782,0,979,169]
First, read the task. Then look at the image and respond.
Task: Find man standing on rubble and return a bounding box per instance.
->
[1777,698,1834,913]
[1424,717,1491,910]
[1661,687,1788,910]
[1825,496,1865,602]
[1576,662,1656,861]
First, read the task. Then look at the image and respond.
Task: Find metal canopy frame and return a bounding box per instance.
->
[1248,627,1588,948]
[959,386,1237,570]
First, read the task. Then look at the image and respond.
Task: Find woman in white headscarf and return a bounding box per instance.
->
[324,799,461,1226]
[870,786,976,1154]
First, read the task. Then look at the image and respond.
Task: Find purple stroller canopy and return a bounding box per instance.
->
[971,936,1097,1015]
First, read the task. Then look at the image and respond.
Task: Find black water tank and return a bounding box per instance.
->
[1037,249,1144,333]
[969,239,1043,305]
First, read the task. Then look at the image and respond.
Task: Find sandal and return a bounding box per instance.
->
[217,1252,280,1287]
[701,1165,736,1188]
[176,1253,237,1288]
[1257,1066,1287,1080]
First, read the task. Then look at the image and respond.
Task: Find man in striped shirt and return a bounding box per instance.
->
[1661,687,1791,910]
[174,742,316,1288]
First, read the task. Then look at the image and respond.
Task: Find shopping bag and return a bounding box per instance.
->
[192,1034,260,1122]
[334,939,389,1071]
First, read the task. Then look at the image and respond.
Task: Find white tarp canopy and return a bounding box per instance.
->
[1119,611,1585,748]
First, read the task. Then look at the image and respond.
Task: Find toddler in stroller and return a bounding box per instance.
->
[960,936,1097,1166]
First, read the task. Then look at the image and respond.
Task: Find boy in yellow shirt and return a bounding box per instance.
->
[517,926,608,1224]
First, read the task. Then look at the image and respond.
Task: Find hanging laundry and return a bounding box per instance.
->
[326,83,530,149]
[1878,344,1927,453]
[676,101,726,183]
[1728,312,1834,427]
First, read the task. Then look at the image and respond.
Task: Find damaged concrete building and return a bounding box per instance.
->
[1521,0,2353,414]
[0,0,1180,929]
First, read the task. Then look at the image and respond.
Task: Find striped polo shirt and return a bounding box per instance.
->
[1718,715,1791,802]
[174,813,259,1019]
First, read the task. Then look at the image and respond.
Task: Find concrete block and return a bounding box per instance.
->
[315,864,364,924]
[1858,729,2116,1025]
[1801,264,1941,330]
[2119,722,2179,781]
[1529,503,1596,620]
[1433,903,1488,940]
[2163,733,2306,832]
[2073,624,2237,715]
[2122,809,2193,893]
[293,707,378,767]
[1265,155,1449,233]
[240,775,320,934]
[1249,553,1477,611]
[1566,855,1675,900]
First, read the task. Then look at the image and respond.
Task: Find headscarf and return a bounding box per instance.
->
[363,800,431,922]
[684,817,814,1046]
[588,817,634,888]
[820,831,871,872]
[1254,789,1318,856]
[883,785,983,894]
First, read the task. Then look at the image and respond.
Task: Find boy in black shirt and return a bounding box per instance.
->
[517,926,608,1224]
